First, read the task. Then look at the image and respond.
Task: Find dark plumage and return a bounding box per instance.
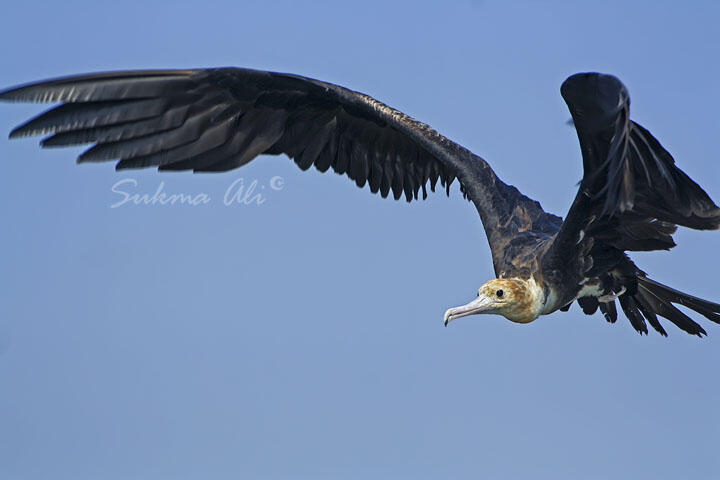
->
[2,68,719,336]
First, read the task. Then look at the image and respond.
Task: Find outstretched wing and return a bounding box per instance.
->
[1,67,559,275]
[545,72,720,335]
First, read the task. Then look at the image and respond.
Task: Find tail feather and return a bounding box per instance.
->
[619,295,649,334]
[599,300,618,323]
[617,276,720,336]
[638,277,720,323]
[633,292,668,336]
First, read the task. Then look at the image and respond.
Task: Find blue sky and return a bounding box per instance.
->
[1,1,719,479]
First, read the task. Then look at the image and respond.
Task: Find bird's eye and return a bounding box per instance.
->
[496,289,504,298]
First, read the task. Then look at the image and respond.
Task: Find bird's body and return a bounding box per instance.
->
[2,68,719,336]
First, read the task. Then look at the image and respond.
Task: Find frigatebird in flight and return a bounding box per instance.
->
[2,69,719,336]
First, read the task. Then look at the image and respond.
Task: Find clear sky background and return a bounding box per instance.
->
[1,1,719,479]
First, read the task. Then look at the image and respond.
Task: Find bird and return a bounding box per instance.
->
[1,68,719,337]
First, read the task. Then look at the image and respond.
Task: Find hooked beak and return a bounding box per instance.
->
[444,295,498,326]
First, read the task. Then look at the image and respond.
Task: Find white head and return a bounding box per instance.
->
[443,278,545,325]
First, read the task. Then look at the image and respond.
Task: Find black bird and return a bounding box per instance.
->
[2,69,719,336]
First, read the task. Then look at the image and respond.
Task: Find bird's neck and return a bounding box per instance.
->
[502,277,547,323]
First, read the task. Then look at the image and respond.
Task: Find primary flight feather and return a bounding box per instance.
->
[2,68,719,336]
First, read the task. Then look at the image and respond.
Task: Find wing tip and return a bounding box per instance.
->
[0,69,199,104]
[561,72,627,107]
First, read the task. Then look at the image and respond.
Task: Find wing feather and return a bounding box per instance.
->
[1,67,560,274]
[547,73,720,335]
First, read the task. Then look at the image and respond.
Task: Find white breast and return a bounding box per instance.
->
[577,283,604,298]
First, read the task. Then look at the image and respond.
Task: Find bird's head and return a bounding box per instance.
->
[443,278,544,326]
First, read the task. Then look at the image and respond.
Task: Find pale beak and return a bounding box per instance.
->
[444,295,498,326]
